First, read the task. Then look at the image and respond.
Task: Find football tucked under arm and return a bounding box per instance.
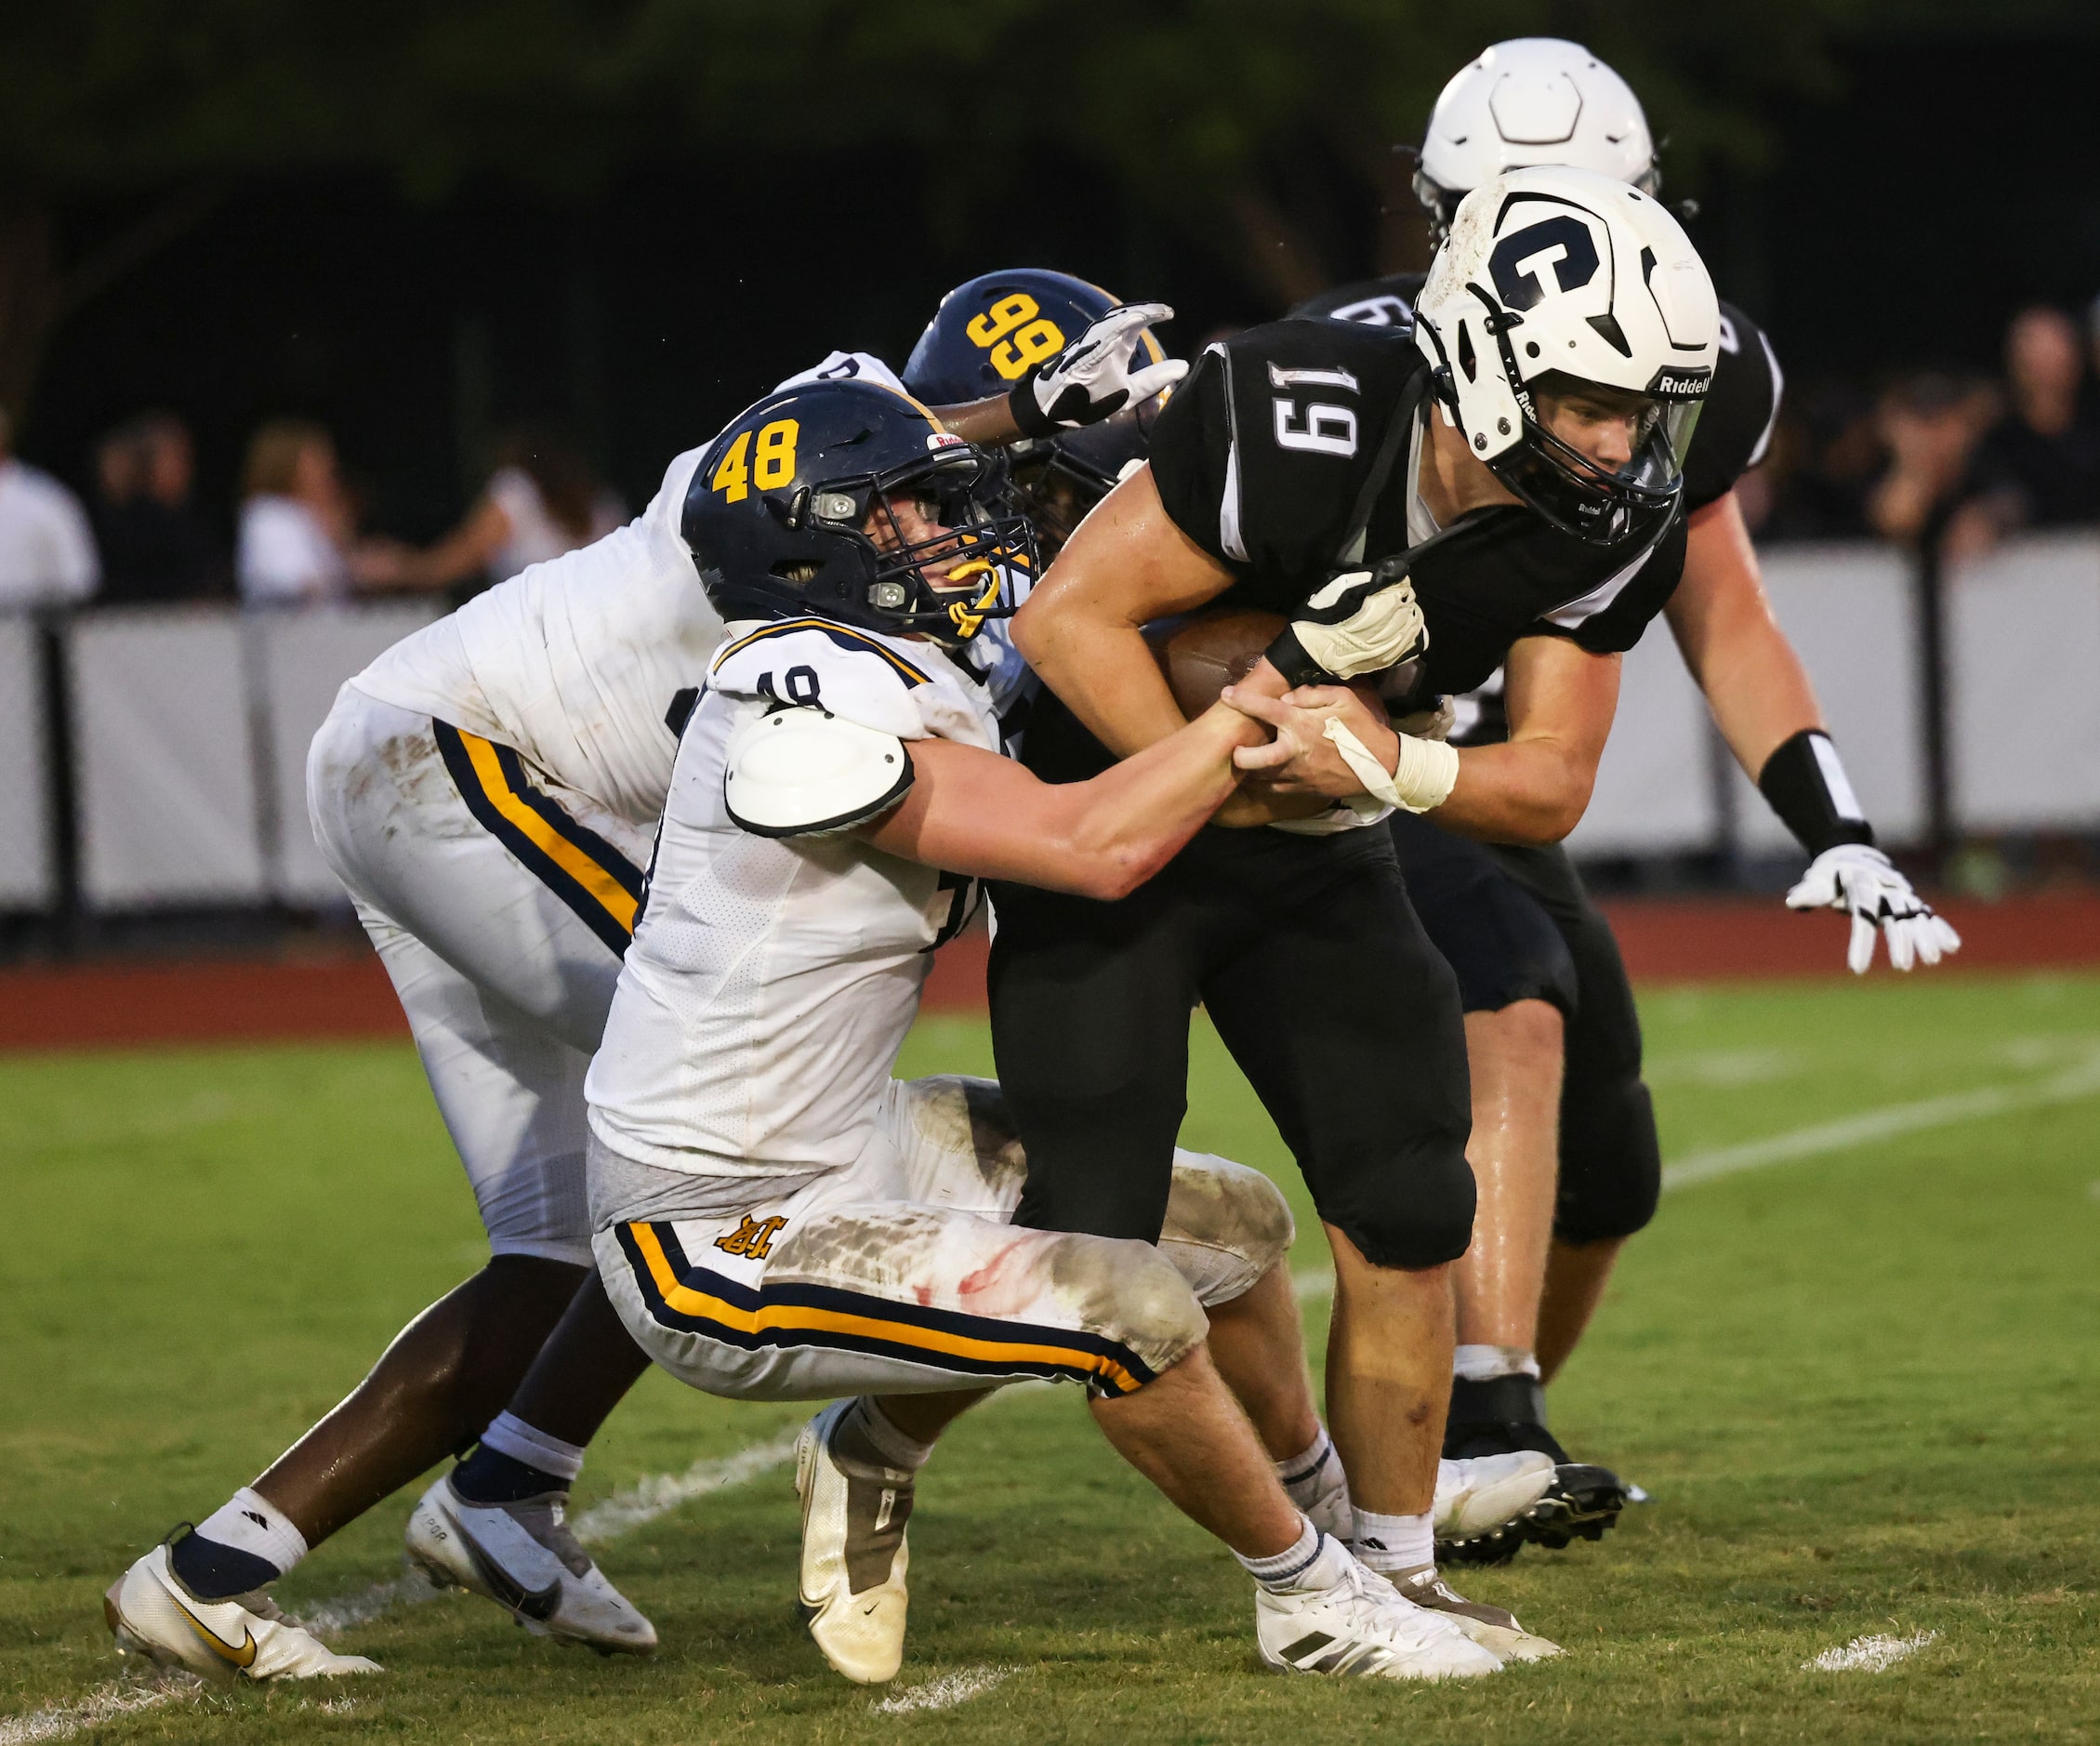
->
[1147,606,1393,721]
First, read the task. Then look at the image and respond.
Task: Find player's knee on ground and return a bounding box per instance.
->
[1159,1152,1296,1305]
[1319,1133,1477,1271]
[1554,1070,1661,1244]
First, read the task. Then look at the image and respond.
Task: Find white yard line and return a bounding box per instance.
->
[1804,1630,1937,1673]
[299,1428,804,1640]
[0,1673,202,1746]
[1662,1054,2100,1192]
[872,1665,1018,1714]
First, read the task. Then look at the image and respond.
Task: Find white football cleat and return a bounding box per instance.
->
[1384,1564,1563,1663]
[1434,1450,1557,1541]
[1255,1546,1502,1681]
[404,1475,656,1655]
[104,1541,381,1681]
[794,1401,914,1685]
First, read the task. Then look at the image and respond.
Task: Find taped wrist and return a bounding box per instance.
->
[1323,718,1458,814]
[1758,729,1875,853]
[1006,372,1057,440]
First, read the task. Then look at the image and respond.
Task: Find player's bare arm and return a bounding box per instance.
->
[1227,633,1619,844]
[857,700,1261,900]
[1668,490,1824,774]
[1011,463,1241,756]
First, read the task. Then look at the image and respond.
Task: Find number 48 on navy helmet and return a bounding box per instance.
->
[682,378,1036,650]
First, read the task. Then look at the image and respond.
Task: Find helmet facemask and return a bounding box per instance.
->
[1484,336,1704,548]
[795,448,1037,649]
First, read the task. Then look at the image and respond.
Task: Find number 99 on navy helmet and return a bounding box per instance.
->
[904,267,1174,556]
[682,378,1036,650]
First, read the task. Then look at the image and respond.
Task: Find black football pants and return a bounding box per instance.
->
[988,824,1475,1272]
[1387,813,1661,1246]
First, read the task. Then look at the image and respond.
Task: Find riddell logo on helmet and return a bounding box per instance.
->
[1646,369,1710,400]
[926,432,965,450]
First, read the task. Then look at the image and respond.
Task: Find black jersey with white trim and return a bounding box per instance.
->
[1146,320,1687,702]
[1290,273,1783,514]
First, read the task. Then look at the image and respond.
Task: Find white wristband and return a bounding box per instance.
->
[1323,718,1459,814]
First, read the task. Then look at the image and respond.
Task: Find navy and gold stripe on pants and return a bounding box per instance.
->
[614,1219,1157,1396]
[433,721,645,957]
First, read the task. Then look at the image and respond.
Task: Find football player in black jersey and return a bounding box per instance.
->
[1275,38,1961,1560]
[992,165,1719,1626]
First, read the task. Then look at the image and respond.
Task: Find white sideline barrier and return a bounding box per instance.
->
[1565,615,1715,856]
[68,609,266,908]
[1947,531,2100,832]
[258,604,440,903]
[0,616,52,908]
[1729,543,1929,852]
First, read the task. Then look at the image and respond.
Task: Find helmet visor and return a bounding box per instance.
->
[1496,377,1703,547]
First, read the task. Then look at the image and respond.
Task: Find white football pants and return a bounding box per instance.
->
[595,1076,1297,1401]
[309,684,654,1265]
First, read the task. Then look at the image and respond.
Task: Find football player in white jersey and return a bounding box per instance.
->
[101,312,1187,1680]
[548,375,1533,1684]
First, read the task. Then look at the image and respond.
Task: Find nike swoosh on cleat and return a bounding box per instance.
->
[454,1524,562,1622]
[171,1596,258,1669]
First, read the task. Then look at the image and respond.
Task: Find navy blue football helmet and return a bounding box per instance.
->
[682,378,1035,650]
[905,268,1175,557]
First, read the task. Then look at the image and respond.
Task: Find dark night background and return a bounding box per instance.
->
[15,19,2100,543]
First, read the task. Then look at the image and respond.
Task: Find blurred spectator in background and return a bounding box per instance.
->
[1865,372,2000,549]
[237,418,360,605]
[93,412,224,602]
[1943,305,2100,560]
[361,424,624,596]
[0,406,99,610]
[1741,384,1887,542]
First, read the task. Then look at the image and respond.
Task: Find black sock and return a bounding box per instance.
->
[168,1528,281,1601]
[452,1445,570,1505]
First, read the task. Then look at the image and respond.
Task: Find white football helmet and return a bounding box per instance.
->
[1413,165,1718,547]
[1416,38,1658,234]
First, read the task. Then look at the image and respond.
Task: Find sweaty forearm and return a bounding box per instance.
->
[1043,706,1260,893]
[1689,614,1823,781]
[1434,738,1594,845]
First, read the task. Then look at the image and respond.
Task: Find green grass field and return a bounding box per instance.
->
[5,973,2099,1742]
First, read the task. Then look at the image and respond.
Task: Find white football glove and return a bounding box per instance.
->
[1266,562,1428,686]
[1010,302,1187,436]
[1786,843,1961,974]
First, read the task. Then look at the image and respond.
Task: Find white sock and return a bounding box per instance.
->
[1453,1343,1541,1382]
[1352,1507,1433,1573]
[480,1410,587,1482]
[1275,1426,1352,1537]
[194,1488,310,1577]
[1235,1515,1347,1593]
[833,1397,935,1474]
[1275,1427,1337,1500]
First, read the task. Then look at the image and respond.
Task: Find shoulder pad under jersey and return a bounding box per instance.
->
[722,705,914,838]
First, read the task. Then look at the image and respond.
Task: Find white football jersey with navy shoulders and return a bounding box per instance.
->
[346,354,905,828]
[585,617,998,1177]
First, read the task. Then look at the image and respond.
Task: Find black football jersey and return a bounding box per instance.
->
[1147,321,1688,702]
[1289,272,1783,513]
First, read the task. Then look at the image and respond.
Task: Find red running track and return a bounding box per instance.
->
[5,892,2099,1053]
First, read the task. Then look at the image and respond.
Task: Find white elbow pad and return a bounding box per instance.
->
[723,707,915,838]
